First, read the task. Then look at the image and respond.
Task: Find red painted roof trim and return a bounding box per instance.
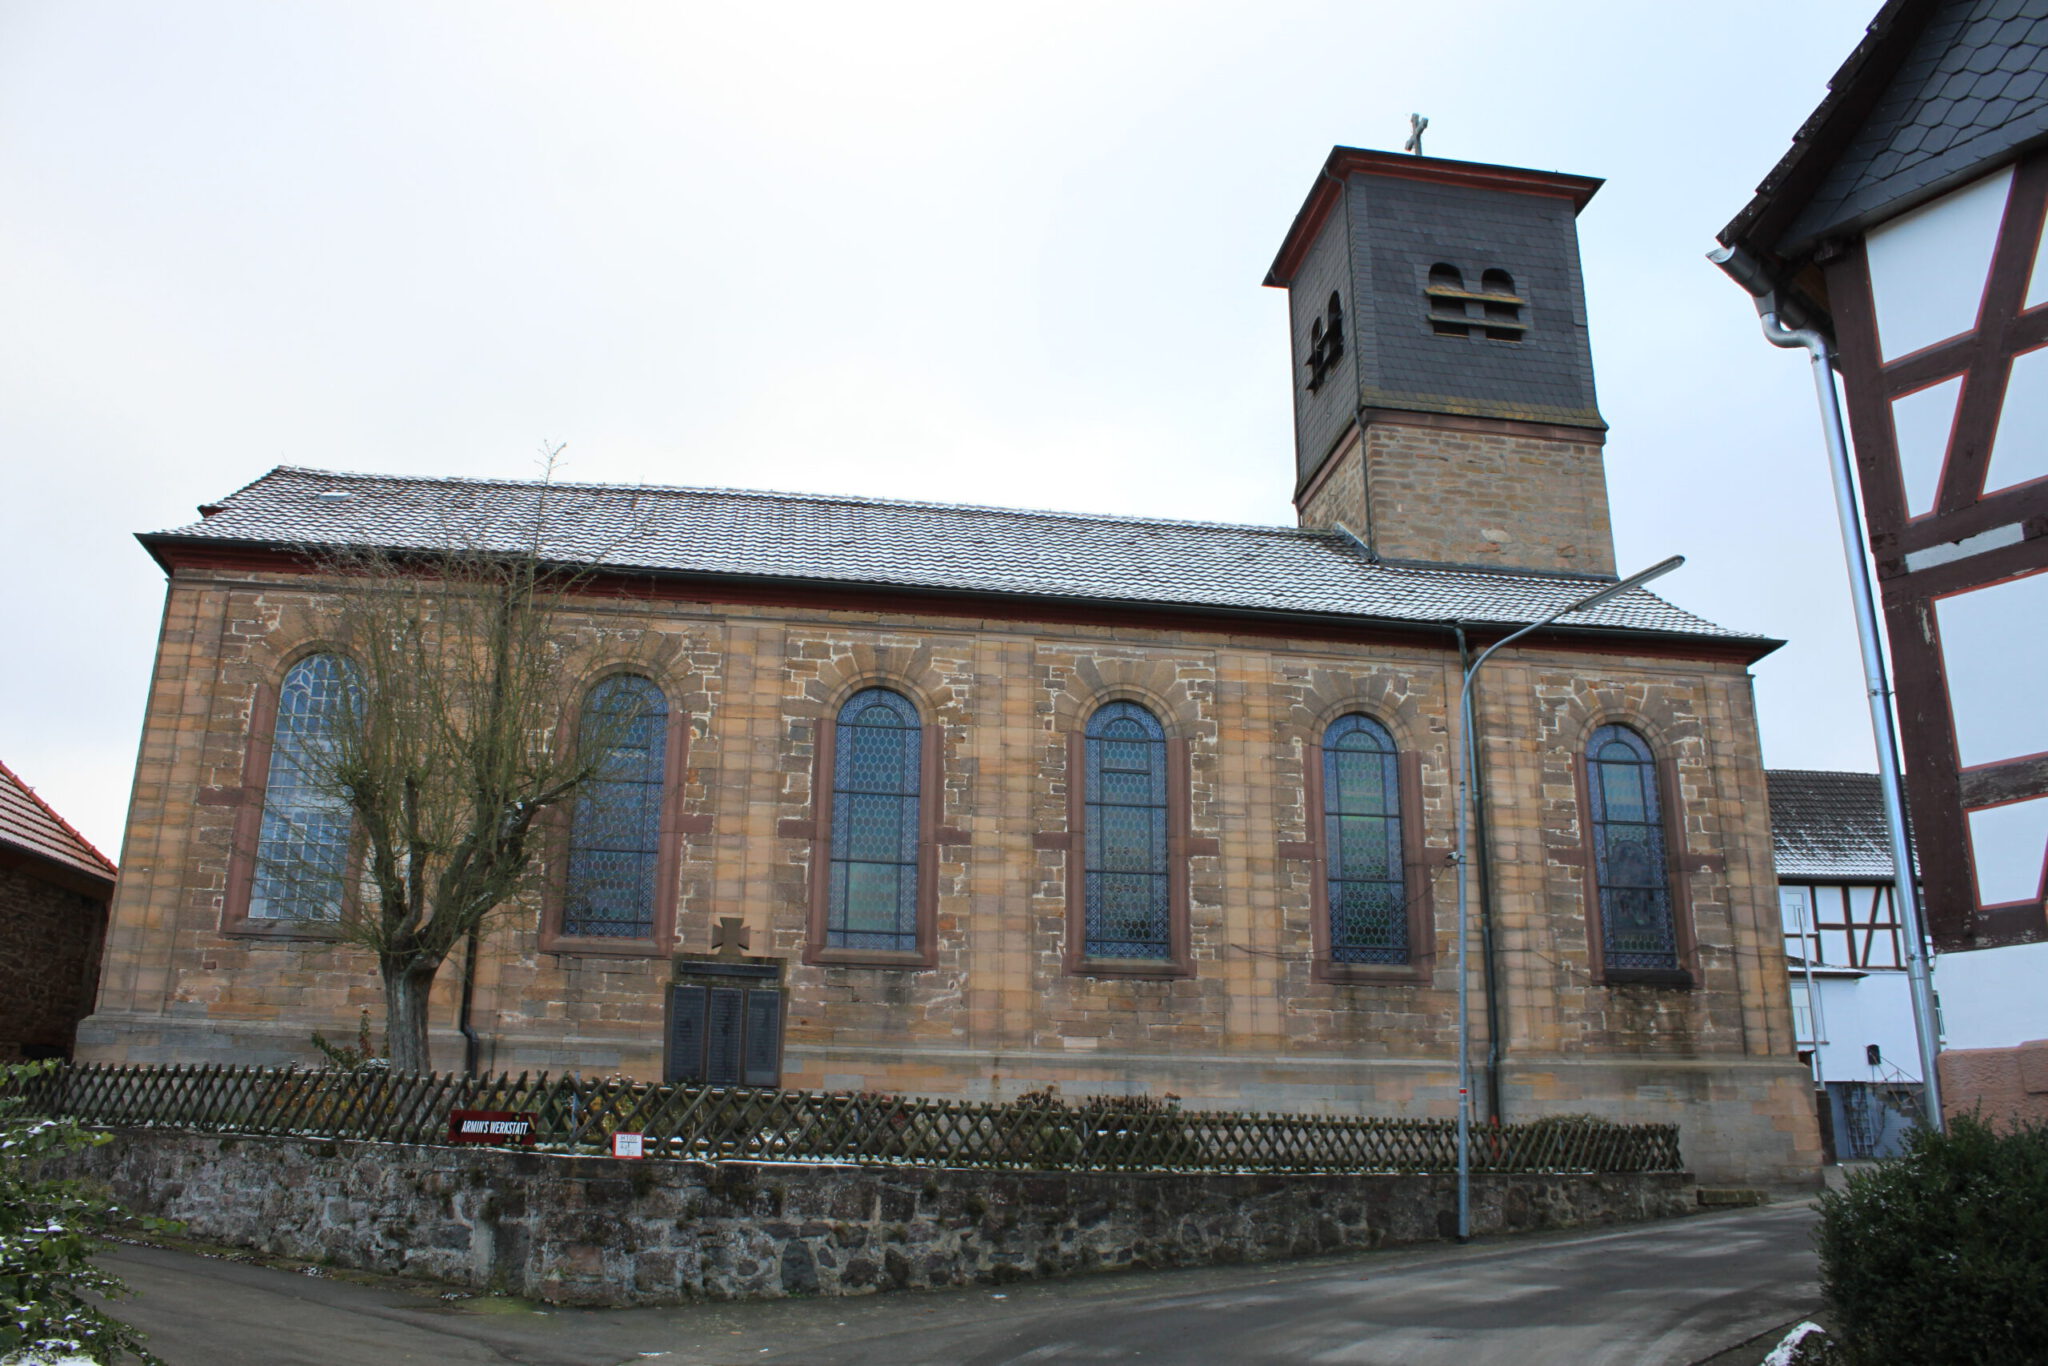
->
[1264,146,1604,288]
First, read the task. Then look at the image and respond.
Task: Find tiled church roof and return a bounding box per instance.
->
[1767,769,1901,880]
[143,467,1774,646]
[0,760,116,887]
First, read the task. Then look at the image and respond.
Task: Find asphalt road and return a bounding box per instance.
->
[102,1202,1819,1366]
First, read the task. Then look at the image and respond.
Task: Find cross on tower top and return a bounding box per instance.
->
[1405,113,1429,156]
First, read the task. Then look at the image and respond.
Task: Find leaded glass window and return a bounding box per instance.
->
[827,688,921,952]
[1587,724,1677,971]
[249,653,360,920]
[1324,714,1407,964]
[1084,701,1169,959]
[563,675,668,939]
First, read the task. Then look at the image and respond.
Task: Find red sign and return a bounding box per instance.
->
[611,1131,646,1159]
[447,1109,539,1145]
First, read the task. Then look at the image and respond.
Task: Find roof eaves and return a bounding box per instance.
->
[0,760,117,880]
[139,529,1782,657]
[1718,0,1938,262]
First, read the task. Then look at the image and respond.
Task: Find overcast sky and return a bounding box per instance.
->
[2,0,1887,855]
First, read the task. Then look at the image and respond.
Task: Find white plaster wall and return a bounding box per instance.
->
[1935,570,2048,770]
[1935,941,2048,1051]
[1804,972,1922,1084]
[1986,342,2048,497]
[1890,376,1962,517]
[1865,166,2012,361]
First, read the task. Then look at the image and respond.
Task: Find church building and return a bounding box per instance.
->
[81,147,1819,1187]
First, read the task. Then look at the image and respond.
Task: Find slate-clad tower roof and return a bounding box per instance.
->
[1265,148,1606,493]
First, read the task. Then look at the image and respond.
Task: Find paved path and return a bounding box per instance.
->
[102,1203,1819,1366]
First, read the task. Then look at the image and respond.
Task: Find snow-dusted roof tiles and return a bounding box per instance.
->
[144,467,1772,646]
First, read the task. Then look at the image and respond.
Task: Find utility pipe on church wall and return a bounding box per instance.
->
[1753,310,1945,1129]
[1453,625,1506,1126]
[1452,554,1682,1242]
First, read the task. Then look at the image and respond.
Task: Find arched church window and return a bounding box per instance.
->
[1428,263,1472,338]
[1480,268,1524,342]
[1083,701,1170,960]
[249,652,361,921]
[826,687,923,953]
[563,674,670,939]
[1306,291,1347,393]
[1585,724,1678,972]
[1323,714,1407,964]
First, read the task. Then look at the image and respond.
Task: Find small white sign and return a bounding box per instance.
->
[611,1131,646,1160]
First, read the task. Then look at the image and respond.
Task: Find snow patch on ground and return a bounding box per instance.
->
[1763,1321,1829,1366]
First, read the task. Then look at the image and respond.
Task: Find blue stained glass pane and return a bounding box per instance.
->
[1083,702,1170,958]
[1331,879,1405,963]
[1321,715,1406,964]
[251,653,362,921]
[565,676,668,938]
[1586,725,1676,970]
[828,688,921,951]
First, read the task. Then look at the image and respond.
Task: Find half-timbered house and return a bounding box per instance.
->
[1715,0,2048,1112]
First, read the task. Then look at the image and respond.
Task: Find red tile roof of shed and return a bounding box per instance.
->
[0,760,116,888]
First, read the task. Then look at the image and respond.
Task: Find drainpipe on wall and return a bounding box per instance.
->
[1454,624,1507,1126]
[1707,246,1944,1128]
[1753,309,1942,1129]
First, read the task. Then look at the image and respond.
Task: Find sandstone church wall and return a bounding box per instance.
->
[79,565,1818,1187]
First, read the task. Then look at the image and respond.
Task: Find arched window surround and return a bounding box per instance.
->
[802,681,944,969]
[1305,710,1432,984]
[222,645,360,939]
[1063,696,1205,979]
[1572,718,1699,987]
[540,668,693,957]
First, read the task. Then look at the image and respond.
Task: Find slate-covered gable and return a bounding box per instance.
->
[1786,0,2048,249]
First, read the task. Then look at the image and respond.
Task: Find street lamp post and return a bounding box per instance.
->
[1453,554,1686,1243]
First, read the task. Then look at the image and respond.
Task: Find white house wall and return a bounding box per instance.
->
[1933,568,2048,770]
[1863,166,2013,362]
[1890,375,1964,517]
[1986,342,2048,497]
[1936,940,2048,1051]
[1806,971,1923,1086]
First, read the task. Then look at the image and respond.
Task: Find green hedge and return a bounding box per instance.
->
[1816,1113,2048,1365]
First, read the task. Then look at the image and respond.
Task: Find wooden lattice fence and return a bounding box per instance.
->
[3,1064,1684,1175]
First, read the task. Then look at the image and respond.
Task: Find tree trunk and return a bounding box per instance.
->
[381,959,441,1074]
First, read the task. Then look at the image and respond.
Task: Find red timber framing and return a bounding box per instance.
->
[1825,146,2048,950]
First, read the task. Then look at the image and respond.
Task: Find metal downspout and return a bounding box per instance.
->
[1455,624,1506,1125]
[1755,309,1944,1129]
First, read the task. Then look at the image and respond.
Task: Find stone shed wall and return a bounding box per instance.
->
[64,1130,1696,1306]
[0,860,108,1061]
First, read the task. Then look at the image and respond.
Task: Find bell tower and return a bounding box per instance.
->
[1265,147,1615,576]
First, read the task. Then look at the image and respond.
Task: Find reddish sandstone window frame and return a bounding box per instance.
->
[1305,712,1433,985]
[217,645,357,940]
[1060,699,1204,980]
[799,683,943,970]
[538,669,692,959]
[1572,720,1700,988]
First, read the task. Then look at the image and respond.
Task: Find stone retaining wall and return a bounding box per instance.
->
[63,1129,1696,1305]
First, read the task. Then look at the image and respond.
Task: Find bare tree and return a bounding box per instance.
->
[252,462,644,1073]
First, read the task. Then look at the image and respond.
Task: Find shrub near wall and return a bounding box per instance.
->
[61,1130,1696,1305]
[1816,1115,2048,1365]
